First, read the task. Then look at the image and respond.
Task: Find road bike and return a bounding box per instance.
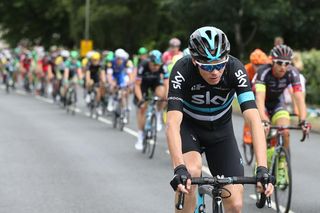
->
[259,125,308,213]
[242,113,299,166]
[176,176,270,213]
[65,81,77,115]
[141,96,165,159]
[111,86,129,131]
[88,85,99,119]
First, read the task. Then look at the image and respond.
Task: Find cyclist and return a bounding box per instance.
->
[243,49,271,145]
[63,50,83,102]
[162,38,183,66]
[133,47,149,69]
[166,26,274,213]
[255,45,310,148]
[133,47,149,84]
[134,50,169,150]
[55,49,70,104]
[106,48,133,114]
[85,51,106,108]
[36,53,53,96]
[254,44,311,188]
[20,50,34,91]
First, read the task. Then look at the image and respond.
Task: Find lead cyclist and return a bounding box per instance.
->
[166,26,274,213]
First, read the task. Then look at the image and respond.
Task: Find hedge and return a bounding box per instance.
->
[301,49,320,106]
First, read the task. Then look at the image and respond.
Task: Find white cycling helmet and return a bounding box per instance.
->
[86,50,95,59]
[60,49,70,58]
[115,48,128,60]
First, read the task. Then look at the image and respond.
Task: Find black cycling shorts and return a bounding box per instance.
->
[133,80,163,105]
[180,118,244,177]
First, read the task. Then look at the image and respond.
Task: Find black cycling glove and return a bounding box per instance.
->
[137,99,145,108]
[170,164,191,191]
[299,120,311,129]
[256,166,275,185]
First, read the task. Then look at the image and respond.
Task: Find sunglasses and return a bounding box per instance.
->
[274,60,291,66]
[195,57,229,72]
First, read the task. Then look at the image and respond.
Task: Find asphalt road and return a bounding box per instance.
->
[0,87,319,213]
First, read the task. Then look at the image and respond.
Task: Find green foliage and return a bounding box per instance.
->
[1,0,320,56]
[301,50,320,105]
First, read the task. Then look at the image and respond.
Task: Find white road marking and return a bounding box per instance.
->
[249,194,294,213]
[35,96,54,104]
[98,117,112,125]
[15,90,27,95]
[123,127,138,137]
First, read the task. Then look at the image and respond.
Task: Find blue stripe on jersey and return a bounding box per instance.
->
[182,95,234,113]
[237,91,255,105]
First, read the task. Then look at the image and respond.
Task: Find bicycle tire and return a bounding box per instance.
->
[242,143,254,165]
[142,137,148,154]
[71,89,77,115]
[274,147,292,213]
[112,111,118,129]
[147,113,157,159]
[119,117,125,131]
[6,81,10,93]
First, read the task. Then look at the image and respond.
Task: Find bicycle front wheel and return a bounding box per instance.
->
[274,147,292,213]
[147,114,157,159]
[71,89,77,115]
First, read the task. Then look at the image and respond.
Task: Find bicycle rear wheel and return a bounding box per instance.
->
[274,147,292,213]
[119,116,125,131]
[242,143,254,165]
[112,111,118,129]
[147,114,157,159]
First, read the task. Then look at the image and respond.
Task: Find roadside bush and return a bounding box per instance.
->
[301,49,320,105]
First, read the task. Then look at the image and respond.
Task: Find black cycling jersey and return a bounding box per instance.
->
[255,64,302,110]
[87,62,103,84]
[133,60,169,105]
[136,59,169,84]
[167,55,256,129]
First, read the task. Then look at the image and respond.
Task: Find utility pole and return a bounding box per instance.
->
[85,0,90,39]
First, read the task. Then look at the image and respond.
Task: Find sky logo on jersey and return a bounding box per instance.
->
[191,91,228,105]
[235,69,247,87]
[171,71,185,89]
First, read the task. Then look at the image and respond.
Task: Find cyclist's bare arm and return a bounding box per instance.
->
[85,70,91,87]
[255,90,269,121]
[76,68,83,79]
[106,73,114,87]
[134,79,143,101]
[64,68,69,82]
[100,69,106,83]
[166,110,184,168]
[292,91,307,121]
[243,108,267,168]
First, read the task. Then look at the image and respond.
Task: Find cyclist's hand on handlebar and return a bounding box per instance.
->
[256,166,275,197]
[137,99,145,108]
[299,120,311,135]
[170,164,191,194]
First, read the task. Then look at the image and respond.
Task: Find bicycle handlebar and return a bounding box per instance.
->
[144,96,167,102]
[270,125,308,142]
[176,176,270,210]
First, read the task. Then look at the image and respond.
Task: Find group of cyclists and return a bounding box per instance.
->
[0,25,312,212]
